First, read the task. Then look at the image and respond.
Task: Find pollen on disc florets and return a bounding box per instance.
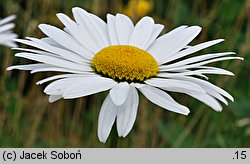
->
[92,45,158,82]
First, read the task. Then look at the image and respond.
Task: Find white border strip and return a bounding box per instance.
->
[0,148,249,164]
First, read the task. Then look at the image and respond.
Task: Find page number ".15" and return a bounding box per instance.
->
[233,151,247,159]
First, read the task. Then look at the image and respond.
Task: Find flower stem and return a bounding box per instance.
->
[109,128,118,148]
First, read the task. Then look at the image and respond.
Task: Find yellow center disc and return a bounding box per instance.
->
[92,45,158,82]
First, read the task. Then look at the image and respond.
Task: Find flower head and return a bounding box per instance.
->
[0,15,17,47]
[7,7,243,143]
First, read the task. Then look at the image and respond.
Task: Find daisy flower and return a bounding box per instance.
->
[0,15,17,47]
[7,7,243,143]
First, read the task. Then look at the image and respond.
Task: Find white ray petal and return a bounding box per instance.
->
[7,63,49,71]
[12,47,62,58]
[148,26,201,64]
[174,76,234,102]
[160,56,243,71]
[0,15,16,26]
[116,86,139,137]
[30,67,92,74]
[146,76,227,111]
[0,41,17,48]
[147,25,188,55]
[27,37,77,60]
[0,33,17,41]
[38,24,94,60]
[115,14,134,45]
[198,66,235,77]
[44,77,85,95]
[160,25,188,37]
[137,84,190,115]
[62,77,117,99]
[0,23,15,33]
[0,33,17,38]
[7,63,91,75]
[56,13,99,53]
[162,39,225,64]
[40,37,64,48]
[129,16,155,49]
[98,94,117,143]
[72,7,109,50]
[110,82,130,105]
[189,93,222,112]
[15,38,89,64]
[88,12,110,46]
[49,95,62,103]
[160,52,234,70]
[205,89,228,105]
[158,69,234,77]
[36,73,94,85]
[144,24,164,50]
[145,78,205,94]
[15,52,92,72]
[107,14,119,45]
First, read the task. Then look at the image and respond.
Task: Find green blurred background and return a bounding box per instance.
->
[0,0,249,147]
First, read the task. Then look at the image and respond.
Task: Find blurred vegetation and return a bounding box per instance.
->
[0,0,249,147]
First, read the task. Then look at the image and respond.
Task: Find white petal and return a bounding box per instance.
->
[38,24,93,60]
[30,67,92,74]
[173,76,234,102]
[198,66,235,77]
[115,14,134,45]
[116,86,139,137]
[0,34,18,47]
[160,56,243,71]
[137,85,190,115]
[0,15,16,26]
[26,37,81,60]
[145,78,206,94]
[0,15,17,47]
[36,73,94,85]
[0,23,15,33]
[15,38,89,64]
[49,95,62,103]
[149,26,201,64]
[205,89,228,105]
[98,94,117,143]
[56,13,99,53]
[147,25,188,56]
[15,52,92,72]
[110,82,130,105]
[160,52,235,71]
[162,39,225,63]
[107,14,119,45]
[158,68,234,77]
[44,77,85,95]
[88,12,110,46]
[159,25,188,38]
[13,47,60,57]
[72,7,109,50]
[130,82,144,89]
[129,16,155,49]
[161,66,210,78]
[40,37,64,48]
[144,24,164,50]
[62,76,117,99]
[0,33,17,47]
[189,93,222,112]
[149,76,224,111]
[7,63,49,71]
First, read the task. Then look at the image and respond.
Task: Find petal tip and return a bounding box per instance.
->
[6,67,12,71]
[184,110,191,116]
